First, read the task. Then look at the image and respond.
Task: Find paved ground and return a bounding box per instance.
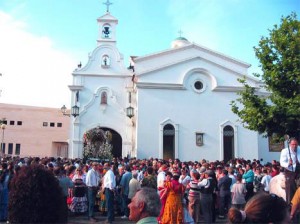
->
[67,212,228,223]
[0,211,228,224]
[68,212,134,224]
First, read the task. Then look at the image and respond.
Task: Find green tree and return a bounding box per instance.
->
[231,12,300,140]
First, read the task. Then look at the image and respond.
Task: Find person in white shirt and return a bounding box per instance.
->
[103,162,116,224]
[157,164,168,191]
[269,167,286,201]
[280,138,300,203]
[179,168,191,187]
[85,162,100,222]
[231,173,247,210]
[260,168,272,193]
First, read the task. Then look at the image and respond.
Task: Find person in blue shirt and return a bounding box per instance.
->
[120,165,132,219]
[243,164,254,201]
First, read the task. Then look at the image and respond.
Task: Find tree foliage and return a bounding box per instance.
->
[231,12,300,140]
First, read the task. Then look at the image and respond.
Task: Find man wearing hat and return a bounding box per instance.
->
[198,169,217,223]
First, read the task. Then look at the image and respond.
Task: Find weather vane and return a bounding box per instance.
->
[103,0,113,13]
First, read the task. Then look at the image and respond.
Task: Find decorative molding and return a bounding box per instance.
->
[136,82,185,90]
[219,120,238,159]
[182,67,217,90]
[73,45,124,73]
[136,55,259,84]
[159,118,179,159]
[79,87,126,118]
[79,87,112,117]
[68,85,84,91]
[134,43,250,68]
[73,73,131,77]
[212,86,245,92]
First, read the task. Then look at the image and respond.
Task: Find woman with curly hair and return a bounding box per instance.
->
[8,165,67,223]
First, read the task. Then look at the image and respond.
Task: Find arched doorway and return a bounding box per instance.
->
[102,128,122,158]
[163,124,175,160]
[223,125,234,163]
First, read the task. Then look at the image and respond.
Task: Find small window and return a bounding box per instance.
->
[43,122,48,127]
[192,79,206,93]
[15,144,21,155]
[10,120,15,125]
[17,121,22,126]
[2,120,7,125]
[194,81,203,90]
[8,143,13,155]
[1,143,5,154]
[57,123,62,127]
[50,122,55,127]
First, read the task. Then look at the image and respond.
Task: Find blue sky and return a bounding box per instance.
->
[0,0,299,108]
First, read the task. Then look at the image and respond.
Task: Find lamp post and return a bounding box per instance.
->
[61,105,80,117]
[1,124,6,157]
[126,106,134,119]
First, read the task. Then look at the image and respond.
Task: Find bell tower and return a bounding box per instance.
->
[97,0,118,46]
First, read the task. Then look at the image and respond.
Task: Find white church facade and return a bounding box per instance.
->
[67,5,278,162]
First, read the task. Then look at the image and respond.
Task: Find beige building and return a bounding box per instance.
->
[0,103,70,158]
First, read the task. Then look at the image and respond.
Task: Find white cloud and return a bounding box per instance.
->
[0,11,76,108]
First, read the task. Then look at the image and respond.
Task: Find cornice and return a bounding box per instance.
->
[136,82,185,90]
[72,73,131,78]
[68,85,84,91]
[136,56,259,83]
[213,85,270,96]
[212,86,246,92]
[134,43,250,68]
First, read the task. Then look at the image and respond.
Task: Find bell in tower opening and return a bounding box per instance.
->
[102,24,111,38]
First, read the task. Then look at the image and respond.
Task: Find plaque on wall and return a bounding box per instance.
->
[196,132,204,146]
[268,136,284,152]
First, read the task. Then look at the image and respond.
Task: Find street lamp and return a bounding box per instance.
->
[126,106,134,119]
[1,124,6,156]
[61,105,80,117]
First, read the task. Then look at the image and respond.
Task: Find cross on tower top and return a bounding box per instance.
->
[103,0,113,12]
[178,29,183,37]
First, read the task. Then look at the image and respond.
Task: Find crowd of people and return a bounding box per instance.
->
[0,138,299,223]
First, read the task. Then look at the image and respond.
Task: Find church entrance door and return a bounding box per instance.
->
[223,125,234,163]
[102,128,122,158]
[163,124,175,160]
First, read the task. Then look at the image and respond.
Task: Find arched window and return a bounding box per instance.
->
[223,125,234,162]
[101,92,107,105]
[163,124,175,160]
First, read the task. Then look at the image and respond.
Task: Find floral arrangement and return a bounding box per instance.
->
[83,126,113,160]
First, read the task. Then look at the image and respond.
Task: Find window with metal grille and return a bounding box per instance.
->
[8,143,13,154]
[15,144,21,155]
